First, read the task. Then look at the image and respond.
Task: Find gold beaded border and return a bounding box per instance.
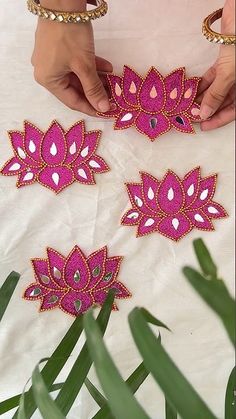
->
[27,0,108,23]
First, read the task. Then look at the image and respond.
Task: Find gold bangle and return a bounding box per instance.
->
[27,0,108,23]
[202,8,236,45]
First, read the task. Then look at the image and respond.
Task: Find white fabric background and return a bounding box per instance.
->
[0,1,234,418]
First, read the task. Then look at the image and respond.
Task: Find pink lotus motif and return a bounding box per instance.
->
[121,167,228,241]
[1,120,109,193]
[98,65,202,141]
[23,246,131,317]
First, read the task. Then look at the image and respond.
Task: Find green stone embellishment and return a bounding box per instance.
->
[74,270,81,282]
[103,272,113,282]
[40,275,50,284]
[74,299,82,312]
[92,266,101,277]
[49,295,59,304]
[30,287,41,297]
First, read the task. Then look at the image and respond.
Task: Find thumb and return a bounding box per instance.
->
[75,64,111,113]
[200,73,232,120]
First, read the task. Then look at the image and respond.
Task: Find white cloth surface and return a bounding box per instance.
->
[0,1,234,418]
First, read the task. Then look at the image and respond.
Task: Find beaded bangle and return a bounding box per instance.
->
[202,8,236,45]
[27,0,108,23]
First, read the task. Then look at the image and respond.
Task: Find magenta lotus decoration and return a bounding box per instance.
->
[98,65,202,141]
[1,120,109,193]
[23,245,131,317]
[121,167,228,241]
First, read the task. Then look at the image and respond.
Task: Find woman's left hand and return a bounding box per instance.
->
[199,0,235,131]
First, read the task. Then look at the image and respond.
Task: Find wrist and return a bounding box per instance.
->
[40,0,87,12]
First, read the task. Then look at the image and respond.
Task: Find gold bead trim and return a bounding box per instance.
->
[202,8,236,45]
[27,0,108,23]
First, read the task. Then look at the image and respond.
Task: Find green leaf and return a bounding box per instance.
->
[0,271,20,322]
[17,391,26,419]
[0,383,64,415]
[31,361,65,419]
[140,308,171,331]
[129,307,218,419]
[85,378,107,408]
[93,362,149,419]
[55,290,115,415]
[193,239,217,278]
[183,267,235,346]
[84,310,150,419]
[13,314,84,418]
[225,366,236,419]
[165,398,177,419]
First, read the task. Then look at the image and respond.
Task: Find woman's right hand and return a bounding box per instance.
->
[31,0,113,116]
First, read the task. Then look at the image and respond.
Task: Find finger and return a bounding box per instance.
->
[199,73,234,120]
[198,84,235,111]
[49,77,96,116]
[95,56,113,73]
[201,103,235,131]
[197,66,216,96]
[74,63,111,112]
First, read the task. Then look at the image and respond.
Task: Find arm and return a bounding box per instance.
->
[32,0,113,115]
[199,0,235,130]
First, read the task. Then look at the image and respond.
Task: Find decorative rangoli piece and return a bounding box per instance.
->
[121,167,228,241]
[98,65,202,141]
[1,120,109,193]
[23,245,131,317]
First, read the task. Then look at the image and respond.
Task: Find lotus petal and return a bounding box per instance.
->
[157,171,184,214]
[9,131,39,167]
[140,172,160,212]
[1,157,27,176]
[157,213,193,241]
[32,258,60,289]
[172,78,200,113]
[96,256,123,290]
[47,248,67,288]
[164,68,185,113]
[64,121,84,164]
[17,167,40,188]
[137,215,162,237]
[135,112,171,141]
[88,155,110,173]
[60,290,93,316]
[185,209,214,230]
[121,208,142,226]
[86,247,107,290]
[139,67,165,113]
[114,110,140,130]
[63,246,90,291]
[24,121,43,163]
[182,167,201,208]
[110,281,132,299]
[38,166,74,193]
[23,283,49,300]
[202,201,228,219]
[72,131,100,167]
[41,121,66,165]
[170,114,195,134]
[191,174,217,209]
[122,65,142,107]
[73,163,95,185]
[40,290,64,311]
[107,74,130,110]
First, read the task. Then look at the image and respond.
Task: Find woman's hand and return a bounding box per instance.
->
[199,0,235,130]
[31,0,113,116]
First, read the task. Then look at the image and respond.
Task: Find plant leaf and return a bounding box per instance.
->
[31,361,65,419]
[84,310,150,419]
[0,383,64,415]
[165,398,177,419]
[92,362,149,419]
[225,366,236,419]
[54,290,115,415]
[183,267,235,346]
[85,378,107,408]
[13,315,84,418]
[0,271,20,322]
[129,307,218,419]
[140,308,171,332]
[193,239,217,278]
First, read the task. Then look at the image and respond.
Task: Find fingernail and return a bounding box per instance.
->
[200,105,214,120]
[98,99,110,112]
